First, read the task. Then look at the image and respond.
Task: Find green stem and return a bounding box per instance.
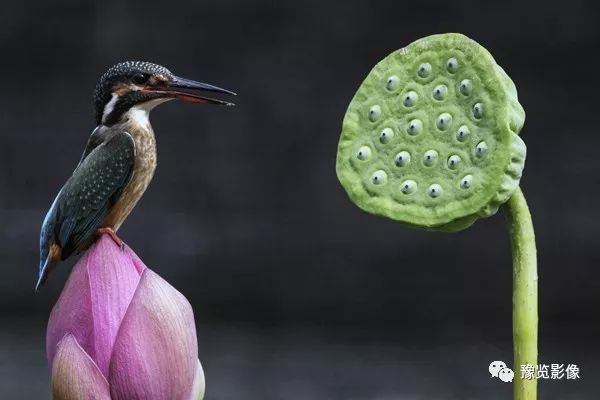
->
[505,187,538,400]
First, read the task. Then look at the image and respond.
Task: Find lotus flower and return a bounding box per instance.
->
[46,234,205,400]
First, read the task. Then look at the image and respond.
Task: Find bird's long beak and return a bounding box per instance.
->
[147,76,236,106]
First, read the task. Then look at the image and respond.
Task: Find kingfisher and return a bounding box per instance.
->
[36,61,235,290]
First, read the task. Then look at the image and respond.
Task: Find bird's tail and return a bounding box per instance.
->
[35,243,61,292]
[35,257,52,292]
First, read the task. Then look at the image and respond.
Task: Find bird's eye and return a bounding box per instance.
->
[132,73,147,85]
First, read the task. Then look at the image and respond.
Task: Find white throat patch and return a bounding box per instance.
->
[125,98,171,128]
[102,93,171,126]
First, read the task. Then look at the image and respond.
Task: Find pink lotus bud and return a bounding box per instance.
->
[47,235,205,400]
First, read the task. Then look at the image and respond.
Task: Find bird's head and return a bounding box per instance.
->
[93,61,235,126]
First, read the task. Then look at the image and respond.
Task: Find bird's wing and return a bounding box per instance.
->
[54,130,135,258]
[77,126,108,164]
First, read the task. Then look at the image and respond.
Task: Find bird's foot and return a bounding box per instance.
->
[96,227,125,250]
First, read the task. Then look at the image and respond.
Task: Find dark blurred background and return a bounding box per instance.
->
[1,0,599,398]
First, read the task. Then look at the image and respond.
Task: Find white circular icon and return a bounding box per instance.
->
[498,367,515,383]
[489,361,507,378]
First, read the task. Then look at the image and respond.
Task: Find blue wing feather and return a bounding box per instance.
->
[37,129,135,286]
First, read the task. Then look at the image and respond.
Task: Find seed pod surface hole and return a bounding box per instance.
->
[356,146,371,161]
[368,105,381,122]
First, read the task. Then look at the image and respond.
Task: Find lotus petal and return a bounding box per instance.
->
[47,250,94,371]
[109,269,198,400]
[188,360,205,400]
[51,334,111,400]
[47,235,143,377]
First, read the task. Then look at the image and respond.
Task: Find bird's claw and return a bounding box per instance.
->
[96,227,125,250]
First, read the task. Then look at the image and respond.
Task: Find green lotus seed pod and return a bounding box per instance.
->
[336,33,526,232]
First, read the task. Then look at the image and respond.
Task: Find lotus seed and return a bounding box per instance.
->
[456,125,470,142]
[386,75,399,91]
[403,91,418,107]
[446,57,459,73]
[436,113,452,130]
[423,150,438,166]
[428,184,442,198]
[475,141,488,157]
[371,170,388,185]
[447,155,461,169]
[433,84,447,100]
[356,146,372,161]
[379,128,394,144]
[406,119,423,135]
[395,151,411,167]
[401,180,417,194]
[460,174,473,189]
[473,103,483,119]
[368,105,381,122]
[460,79,472,96]
[418,63,431,78]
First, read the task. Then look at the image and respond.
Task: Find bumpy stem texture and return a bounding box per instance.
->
[505,187,538,400]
